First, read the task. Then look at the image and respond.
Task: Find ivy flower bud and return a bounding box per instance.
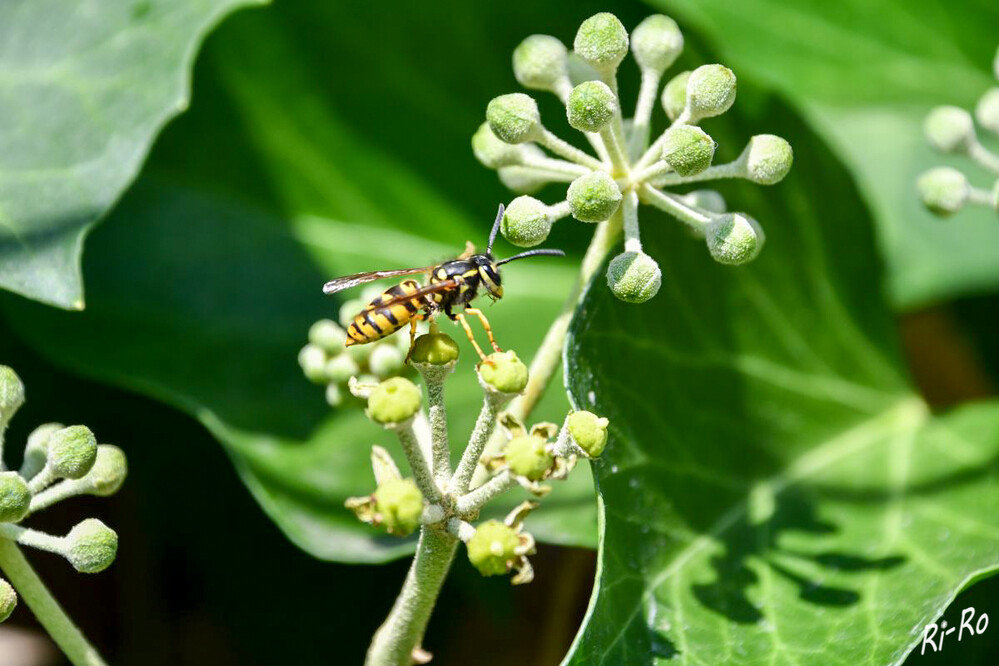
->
[410,333,460,366]
[574,13,629,73]
[0,365,25,424]
[685,64,737,121]
[567,171,622,222]
[502,195,554,247]
[47,426,98,480]
[367,377,422,426]
[513,35,569,92]
[742,134,794,185]
[607,251,662,303]
[661,70,691,122]
[916,167,969,216]
[566,80,618,133]
[498,166,547,195]
[324,353,360,384]
[568,411,609,458]
[505,435,553,481]
[0,578,15,622]
[467,520,520,576]
[0,472,31,523]
[705,213,765,265]
[661,125,715,176]
[298,344,328,384]
[472,123,526,169]
[975,88,999,135]
[325,383,343,407]
[308,319,346,353]
[486,93,541,144]
[86,445,128,497]
[924,106,975,153]
[65,518,118,573]
[373,478,423,536]
[679,189,727,214]
[630,14,683,74]
[479,351,529,394]
[369,344,405,378]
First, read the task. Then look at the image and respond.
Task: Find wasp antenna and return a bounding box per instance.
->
[496,248,566,265]
[487,203,505,255]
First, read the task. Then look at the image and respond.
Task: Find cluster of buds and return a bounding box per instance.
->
[344,335,609,583]
[917,47,999,216]
[474,12,793,303]
[298,286,413,407]
[0,366,126,621]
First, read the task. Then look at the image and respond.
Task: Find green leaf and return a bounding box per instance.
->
[649,0,999,308]
[0,0,261,309]
[563,100,999,662]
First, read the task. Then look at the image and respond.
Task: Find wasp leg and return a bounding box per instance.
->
[405,313,428,364]
[454,313,488,361]
[465,308,502,353]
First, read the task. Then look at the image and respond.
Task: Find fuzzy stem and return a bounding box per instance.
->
[622,191,643,253]
[365,526,459,666]
[28,468,56,495]
[28,479,89,515]
[450,392,509,495]
[968,139,999,175]
[628,68,662,160]
[648,159,747,188]
[547,200,572,222]
[0,539,106,666]
[640,184,713,232]
[456,470,516,515]
[522,154,591,178]
[536,127,605,170]
[394,424,441,503]
[422,374,452,488]
[598,125,631,176]
[968,186,996,207]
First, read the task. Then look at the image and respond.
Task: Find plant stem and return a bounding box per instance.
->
[0,539,106,666]
[365,526,459,666]
[394,424,441,503]
[424,376,452,488]
[450,392,508,495]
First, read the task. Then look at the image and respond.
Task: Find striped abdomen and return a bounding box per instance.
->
[345,280,424,346]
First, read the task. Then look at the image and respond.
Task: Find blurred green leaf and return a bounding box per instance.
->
[0,0,261,309]
[563,99,999,663]
[650,0,999,309]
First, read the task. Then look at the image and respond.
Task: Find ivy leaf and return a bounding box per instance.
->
[563,101,999,663]
[0,0,261,309]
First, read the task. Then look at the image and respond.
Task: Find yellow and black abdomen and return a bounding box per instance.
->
[345,279,424,346]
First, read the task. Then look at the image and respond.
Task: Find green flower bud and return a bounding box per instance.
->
[661,70,691,122]
[502,195,553,247]
[498,166,547,195]
[410,333,460,365]
[742,134,793,185]
[65,518,118,573]
[568,411,610,457]
[916,167,969,216]
[685,64,737,120]
[513,35,569,91]
[566,80,618,133]
[472,123,526,169]
[631,14,683,73]
[487,93,541,144]
[0,366,25,424]
[324,353,359,384]
[373,478,423,536]
[369,344,405,378]
[0,472,31,523]
[661,125,715,177]
[367,377,422,425]
[0,578,15,622]
[86,445,127,497]
[606,251,662,303]
[47,426,98,480]
[678,189,726,214]
[467,520,520,576]
[325,383,344,407]
[705,213,765,265]
[298,344,329,383]
[479,351,529,394]
[505,435,553,481]
[975,88,999,135]
[574,13,629,72]
[924,106,975,153]
[567,171,622,222]
[308,319,346,353]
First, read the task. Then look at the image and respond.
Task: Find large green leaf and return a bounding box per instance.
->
[651,0,999,309]
[0,0,261,309]
[563,99,999,662]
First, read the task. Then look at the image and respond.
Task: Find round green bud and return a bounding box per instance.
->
[574,13,629,72]
[410,333,460,365]
[0,472,31,523]
[513,35,569,91]
[298,344,329,383]
[924,106,974,153]
[567,171,622,223]
[486,93,541,144]
[705,213,765,266]
[0,578,15,622]
[743,134,793,185]
[325,383,344,407]
[661,70,691,121]
[686,64,737,120]
[678,189,726,214]
[566,80,618,133]
[975,88,999,135]
[502,195,553,247]
[606,251,662,303]
[498,166,547,195]
[0,365,25,423]
[631,14,683,73]
[86,445,127,497]
[916,167,969,216]
[479,351,529,394]
[661,125,715,177]
[467,520,520,576]
[568,411,610,457]
[373,478,423,536]
[47,426,98,480]
[308,319,346,353]
[472,123,526,169]
[367,377,422,425]
[369,344,406,378]
[324,353,360,384]
[65,519,118,573]
[505,435,553,480]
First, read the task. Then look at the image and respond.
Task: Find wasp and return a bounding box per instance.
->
[322,205,564,361]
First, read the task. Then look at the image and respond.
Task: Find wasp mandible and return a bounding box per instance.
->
[322,205,564,361]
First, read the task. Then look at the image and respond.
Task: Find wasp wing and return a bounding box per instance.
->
[322,266,433,295]
[372,280,459,309]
